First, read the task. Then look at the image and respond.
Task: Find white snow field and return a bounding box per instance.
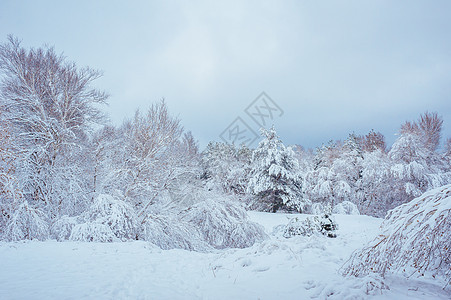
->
[0,212,448,300]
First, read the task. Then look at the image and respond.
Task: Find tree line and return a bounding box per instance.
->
[0,36,449,244]
[204,113,450,217]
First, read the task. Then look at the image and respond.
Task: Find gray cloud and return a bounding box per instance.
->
[1,0,450,149]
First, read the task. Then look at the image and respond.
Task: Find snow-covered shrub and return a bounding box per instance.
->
[85,194,138,241]
[69,222,116,242]
[342,184,451,287]
[181,197,267,249]
[283,214,338,238]
[142,215,209,251]
[4,201,49,241]
[283,216,319,237]
[333,201,360,215]
[51,215,79,241]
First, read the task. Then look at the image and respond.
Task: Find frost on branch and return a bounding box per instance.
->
[181,195,267,249]
[342,184,451,287]
[283,214,338,238]
[4,201,49,241]
[70,223,115,242]
[84,194,138,241]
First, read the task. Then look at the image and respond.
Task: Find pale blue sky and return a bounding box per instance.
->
[1,0,450,149]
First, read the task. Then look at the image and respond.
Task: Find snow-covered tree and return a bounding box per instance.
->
[234,143,253,196]
[93,101,184,216]
[89,125,120,198]
[85,194,139,240]
[444,138,451,171]
[68,193,139,242]
[332,134,364,205]
[70,223,116,242]
[358,149,393,217]
[4,201,49,241]
[292,144,314,173]
[201,141,237,191]
[360,129,386,153]
[180,194,267,249]
[389,113,450,205]
[51,215,79,241]
[201,142,252,198]
[142,214,209,251]
[0,36,107,222]
[248,126,303,212]
[303,140,340,210]
[343,184,451,287]
[415,111,443,152]
[141,184,266,250]
[0,119,21,237]
[303,134,364,211]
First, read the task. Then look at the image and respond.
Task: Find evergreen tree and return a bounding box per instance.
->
[247,126,302,212]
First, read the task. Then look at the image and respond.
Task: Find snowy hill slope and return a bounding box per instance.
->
[0,213,448,299]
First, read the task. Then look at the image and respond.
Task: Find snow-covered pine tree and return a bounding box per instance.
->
[247,126,302,212]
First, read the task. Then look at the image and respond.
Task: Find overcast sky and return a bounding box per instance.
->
[1,0,450,150]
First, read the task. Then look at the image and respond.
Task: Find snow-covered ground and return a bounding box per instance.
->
[0,212,448,299]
